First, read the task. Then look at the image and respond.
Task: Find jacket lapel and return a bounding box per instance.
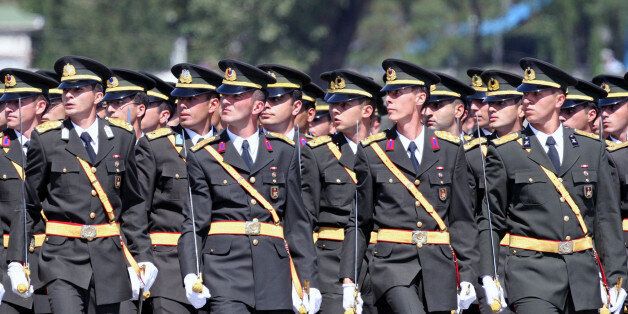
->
[64,120,91,162]
[559,127,580,176]
[417,128,439,177]
[93,119,114,165]
[3,129,25,165]
[220,131,250,173]
[335,134,355,169]
[523,127,558,174]
[250,135,273,175]
[389,131,417,176]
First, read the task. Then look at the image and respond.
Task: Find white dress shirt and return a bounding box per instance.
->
[227,128,260,163]
[529,124,564,164]
[73,119,100,155]
[397,125,425,163]
[185,128,214,146]
[14,130,29,155]
[344,135,358,154]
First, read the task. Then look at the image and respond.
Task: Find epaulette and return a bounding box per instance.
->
[361,132,386,146]
[463,134,473,142]
[491,132,520,146]
[266,132,295,146]
[146,127,172,140]
[190,135,219,152]
[573,129,600,141]
[35,120,63,134]
[463,137,487,151]
[434,130,460,145]
[106,117,133,132]
[607,141,628,152]
[605,139,615,147]
[307,135,332,148]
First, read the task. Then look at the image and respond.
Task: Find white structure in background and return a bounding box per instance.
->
[0,4,44,69]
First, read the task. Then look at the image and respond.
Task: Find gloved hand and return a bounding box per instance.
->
[0,282,5,304]
[607,286,627,314]
[292,284,310,313]
[184,273,210,309]
[138,262,158,292]
[342,283,364,314]
[482,276,507,311]
[127,267,141,300]
[7,262,33,298]
[308,288,322,314]
[457,281,477,312]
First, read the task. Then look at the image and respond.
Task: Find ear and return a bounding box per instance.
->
[136,103,146,119]
[159,109,171,125]
[362,103,374,119]
[454,102,465,119]
[35,98,48,116]
[306,107,316,123]
[291,100,302,116]
[586,108,597,123]
[93,91,104,105]
[516,102,525,119]
[415,89,427,106]
[251,99,266,115]
[554,91,566,109]
[208,96,220,113]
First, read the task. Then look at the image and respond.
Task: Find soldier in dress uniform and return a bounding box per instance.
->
[139,72,175,134]
[36,70,66,122]
[0,69,57,314]
[466,68,493,139]
[178,59,320,313]
[299,82,325,138]
[6,56,157,314]
[479,58,627,314]
[422,72,475,137]
[339,59,478,313]
[103,69,156,140]
[308,103,332,138]
[559,79,604,134]
[593,75,628,144]
[135,63,223,314]
[300,69,380,314]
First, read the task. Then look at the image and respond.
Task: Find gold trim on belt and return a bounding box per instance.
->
[3,234,45,249]
[507,234,592,254]
[208,220,284,238]
[45,221,120,241]
[623,219,628,232]
[373,229,450,247]
[150,232,181,246]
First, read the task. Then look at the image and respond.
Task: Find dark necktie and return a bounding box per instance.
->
[408,141,420,174]
[23,141,30,154]
[80,132,97,163]
[241,140,253,169]
[546,136,560,172]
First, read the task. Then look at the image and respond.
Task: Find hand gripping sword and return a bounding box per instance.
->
[16,98,31,294]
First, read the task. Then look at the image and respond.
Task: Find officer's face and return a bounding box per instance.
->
[560,104,596,132]
[62,84,103,119]
[309,115,332,137]
[422,101,457,131]
[488,98,523,134]
[385,86,425,123]
[105,96,144,125]
[42,100,66,122]
[177,94,216,130]
[220,90,264,126]
[4,96,45,132]
[522,88,564,125]
[469,99,490,128]
[329,99,366,133]
[142,101,170,133]
[260,93,300,127]
[601,101,628,136]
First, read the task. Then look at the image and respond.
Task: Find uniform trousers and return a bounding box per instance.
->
[46,279,119,314]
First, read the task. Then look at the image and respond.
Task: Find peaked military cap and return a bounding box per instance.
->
[0,68,59,102]
[102,68,156,102]
[563,79,606,109]
[320,70,386,115]
[54,55,112,90]
[313,103,330,120]
[257,64,311,98]
[480,70,523,102]
[302,82,325,109]
[171,63,222,98]
[592,75,628,107]
[141,71,175,115]
[517,57,577,93]
[216,59,276,95]
[466,67,487,100]
[428,72,476,103]
[380,58,440,92]
[36,69,63,102]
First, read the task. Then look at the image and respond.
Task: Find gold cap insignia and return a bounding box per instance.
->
[601,82,611,93]
[488,78,500,91]
[330,76,345,90]
[267,71,276,79]
[224,68,237,81]
[4,74,16,88]
[179,69,193,84]
[107,77,119,88]
[386,68,397,82]
[523,67,536,81]
[62,63,76,77]
[429,84,436,92]
[472,74,483,87]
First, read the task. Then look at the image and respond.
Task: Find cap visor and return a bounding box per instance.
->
[58,80,99,90]
[265,87,294,98]
[326,93,365,104]
[170,88,212,98]
[516,83,551,93]
[467,92,486,100]
[216,84,255,95]
[381,84,415,93]
[428,95,457,103]
[484,94,522,103]
[0,92,39,102]
[102,91,137,102]
[598,97,628,107]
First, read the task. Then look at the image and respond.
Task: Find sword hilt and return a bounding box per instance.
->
[192,273,204,293]
[17,264,30,294]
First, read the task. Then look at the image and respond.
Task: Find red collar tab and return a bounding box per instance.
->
[217,141,226,153]
[264,138,273,151]
[431,136,440,151]
[386,139,395,151]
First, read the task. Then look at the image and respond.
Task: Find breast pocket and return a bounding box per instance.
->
[514,171,549,205]
[428,171,452,207]
[375,171,405,201]
[0,171,21,201]
[50,162,82,195]
[262,172,286,207]
[322,169,353,208]
[209,175,241,204]
[159,167,187,200]
[572,170,597,201]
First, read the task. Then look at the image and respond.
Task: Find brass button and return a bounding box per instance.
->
[585,179,590,183]
[1,174,5,179]
[438,173,443,178]
[415,200,421,208]
[91,190,97,197]
[559,197,565,203]
[414,179,420,186]
[583,171,589,176]
[210,248,214,253]
[512,250,517,254]
[557,178,563,183]
[416,242,423,248]
[63,168,67,173]
[565,236,571,241]
[90,212,96,219]
[388,178,393,183]
[252,239,259,246]
[249,177,256,184]
[116,169,120,173]
[272,179,277,184]
[223,179,228,185]
[563,216,569,222]
[91,167,97,173]
[439,180,444,184]
[336,179,341,183]
[251,199,257,205]
[175,173,180,179]
[272,172,277,178]
[416,221,423,228]
[528,178,534,183]
[29,246,34,253]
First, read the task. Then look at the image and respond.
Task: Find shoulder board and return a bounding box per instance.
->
[434,130,460,145]
[106,117,133,132]
[573,129,600,141]
[146,127,172,140]
[463,134,473,142]
[607,141,628,152]
[266,132,295,146]
[35,120,63,134]
[491,132,520,146]
[306,135,332,148]
[360,132,386,146]
[605,139,615,147]
[463,137,487,151]
[190,135,219,152]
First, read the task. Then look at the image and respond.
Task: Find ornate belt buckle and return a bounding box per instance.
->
[245,219,261,236]
[558,241,573,254]
[81,225,97,241]
[411,231,427,248]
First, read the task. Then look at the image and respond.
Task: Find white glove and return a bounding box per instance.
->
[457,281,477,312]
[607,286,627,314]
[342,283,364,314]
[138,262,158,292]
[292,284,310,313]
[127,267,141,300]
[482,276,507,311]
[7,262,33,298]
[308,288,322,314]
[184,273,210,309]
[0,282,5,304]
